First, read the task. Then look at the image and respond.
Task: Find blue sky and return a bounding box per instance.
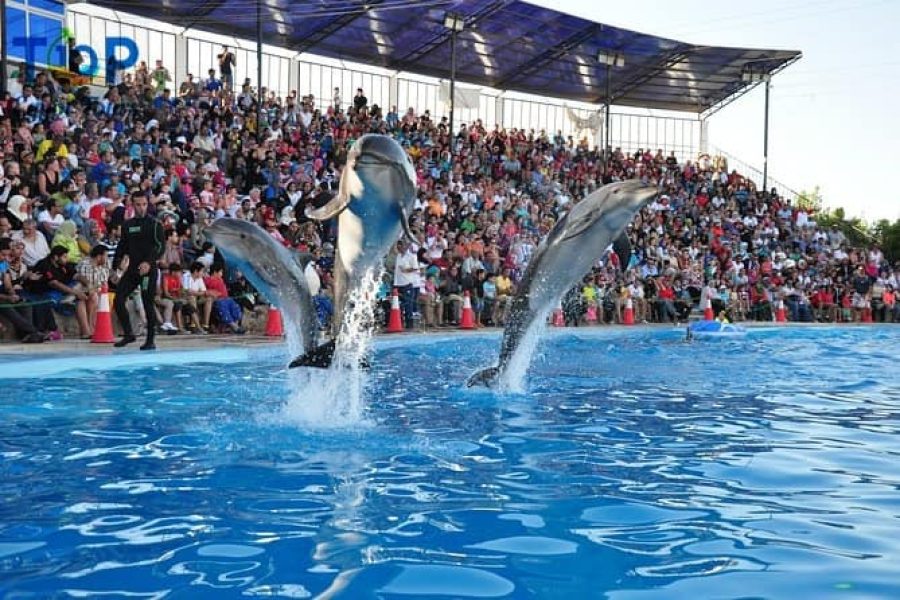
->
[541,0,899,222]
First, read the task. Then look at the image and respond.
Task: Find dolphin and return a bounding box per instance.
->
[466,179,658,387]
[204,218,334,367]
[289,133,417,369]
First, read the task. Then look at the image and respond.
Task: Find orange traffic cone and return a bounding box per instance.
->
[775,299,787,323]
[91,284,115,343]
[552,302,565,327]
[703,296,714,321]
[386,288,403,333]
[862,301,873,323]
[265,305,284,337]
[460,291,475,329]
[623,297,635,325]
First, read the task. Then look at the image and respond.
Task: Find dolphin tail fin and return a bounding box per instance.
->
[466,366,501,388]
[289,340,336,369]
[288,339,372,370]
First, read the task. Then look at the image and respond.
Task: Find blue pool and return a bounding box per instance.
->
[1,326,899,598]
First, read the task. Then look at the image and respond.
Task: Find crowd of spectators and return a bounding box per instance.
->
[2,50,899,343]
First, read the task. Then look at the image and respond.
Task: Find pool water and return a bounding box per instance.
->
[1,326,899,598]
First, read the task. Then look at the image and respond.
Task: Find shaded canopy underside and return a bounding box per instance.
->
[94,0,802,114]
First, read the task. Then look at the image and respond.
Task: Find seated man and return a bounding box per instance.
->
[182,261,213,333]
[492,268,515,326]
[28,245,91,338]
[438,265,464,325]
[74,244,109,336]
[749,281,773,322]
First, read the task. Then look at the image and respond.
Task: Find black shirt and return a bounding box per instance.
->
[30,256,75,293]
[115,215,165,271]
[852,274,871,295]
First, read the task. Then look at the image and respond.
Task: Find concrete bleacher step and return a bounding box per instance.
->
[1,305,271,342]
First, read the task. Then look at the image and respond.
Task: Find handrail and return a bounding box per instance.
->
[709,146,803,204]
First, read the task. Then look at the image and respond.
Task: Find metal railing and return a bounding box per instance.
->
[62,3,703,162]
[710,146,801,203]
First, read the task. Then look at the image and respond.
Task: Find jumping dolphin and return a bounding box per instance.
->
[204,218,335,367]
[289,133,417,369]
[466,179,658,387]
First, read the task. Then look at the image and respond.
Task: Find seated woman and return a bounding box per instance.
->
[0,239,45,342]
[51,220,85,265]
[204,265,245,334]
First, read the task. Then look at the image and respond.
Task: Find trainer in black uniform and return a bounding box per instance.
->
[113,193,165,350]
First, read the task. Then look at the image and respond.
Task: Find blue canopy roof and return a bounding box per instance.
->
[97,0,801,114]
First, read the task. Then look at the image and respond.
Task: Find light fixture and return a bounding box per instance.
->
[597,51,625,68]
[443,12,465,32]
[742,68,771,83]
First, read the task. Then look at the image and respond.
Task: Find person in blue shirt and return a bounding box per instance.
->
[152,89,176,111]
[205,69,222,94]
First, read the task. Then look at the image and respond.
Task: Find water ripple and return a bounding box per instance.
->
[0,327,899,597]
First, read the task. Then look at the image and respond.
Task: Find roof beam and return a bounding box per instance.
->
[393,1,507,65]
[290,0,384,55]
[178,0,230,33]
[493,23,602,89]
[701,53,802,118]
[595,46,693,104]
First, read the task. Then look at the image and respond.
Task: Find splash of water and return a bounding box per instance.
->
[278,269,382,428]
[498,305,553,394]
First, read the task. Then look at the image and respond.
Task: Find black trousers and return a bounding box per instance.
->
[114,267,158,342]
[0,304,38,338]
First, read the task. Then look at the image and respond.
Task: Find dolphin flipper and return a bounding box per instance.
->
[288,339,371,370]
[305,191,351,221]
[466,366,501,388]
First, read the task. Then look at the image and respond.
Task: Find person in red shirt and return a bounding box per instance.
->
[158,263,185,332]
[815,284,837,322]
[203,265,245,334]
[653,276,678,323]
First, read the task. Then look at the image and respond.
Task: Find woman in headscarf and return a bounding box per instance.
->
[80,218,103,250]
[51,220,84,264]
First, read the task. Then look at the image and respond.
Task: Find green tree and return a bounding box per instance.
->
[795,186,823,213]
[872,218,900,264]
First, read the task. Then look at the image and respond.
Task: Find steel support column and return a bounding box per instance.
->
[1,0,8,95]
[763,77,770,192]
[256,0,263,142]
[449,28,457,162]
[605,63,611,171]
